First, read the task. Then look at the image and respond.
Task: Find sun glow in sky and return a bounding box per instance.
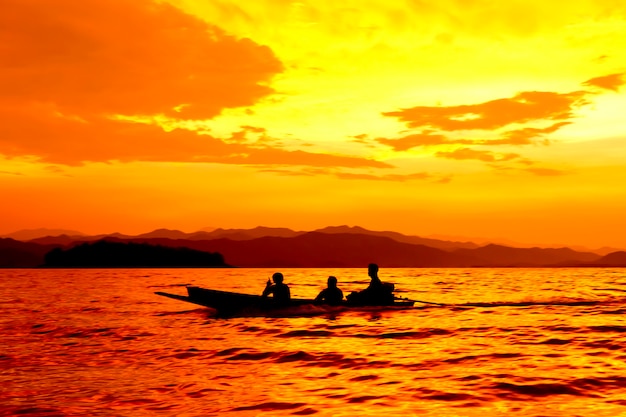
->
[1,0,626,248]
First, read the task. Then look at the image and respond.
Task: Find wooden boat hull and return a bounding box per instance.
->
[155,286,414,317]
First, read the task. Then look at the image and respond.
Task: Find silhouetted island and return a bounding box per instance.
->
[42,240,230,268]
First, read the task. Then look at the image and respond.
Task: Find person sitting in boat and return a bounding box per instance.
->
[347,263,395,305]
[262,272,291,307]
[366,263,383,291]
[315,276,344,306]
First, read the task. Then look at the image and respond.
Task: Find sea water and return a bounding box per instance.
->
[2,268,626,416]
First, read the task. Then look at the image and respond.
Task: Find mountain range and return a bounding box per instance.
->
[1,225,624,268]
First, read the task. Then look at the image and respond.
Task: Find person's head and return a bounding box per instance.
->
[368,263,379,277]
[327,276,337,288]
[272,272,284,284]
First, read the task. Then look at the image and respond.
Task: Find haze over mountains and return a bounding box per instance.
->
[1,226,624,268]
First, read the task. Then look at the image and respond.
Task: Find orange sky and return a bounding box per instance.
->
[1,0,626,249]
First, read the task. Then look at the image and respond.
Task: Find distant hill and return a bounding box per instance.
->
[27,232,135,246]
[195,226,304,241]
[313,225,479,250]
[426,233,622,256]
[42,240,229,268]
[593,251,626,267]
[0,238,60,267]
[591,247,626,257]
[120,225,479,249]
[27,234,91,246]
[3,226,624,256]
[134,229,193,240]
[452,244,600,267]
[103,232,602,268]
[5,228,84,241]
[113,232,479,268]
[0,225,622,268]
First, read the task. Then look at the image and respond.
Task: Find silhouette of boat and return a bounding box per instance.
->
[155,286,415,317]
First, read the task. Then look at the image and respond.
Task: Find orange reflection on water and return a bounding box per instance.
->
[2,268,626,416]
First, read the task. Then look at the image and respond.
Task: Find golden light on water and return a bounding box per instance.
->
[3,268,626,416]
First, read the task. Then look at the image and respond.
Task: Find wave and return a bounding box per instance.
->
[490,381,585,397]
[153,308,208,316]
[489,376,626,399]
[593,287,626,293]
[230,401,308,412]
[457,299,598,307]
[214,303,417,318]
[413,388,484,402]
[217,348,393,370]
[453,295,626,308]
[147,283,191,289]
[3,407,65,416]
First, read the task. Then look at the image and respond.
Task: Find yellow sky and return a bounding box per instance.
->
[1,0,625,248]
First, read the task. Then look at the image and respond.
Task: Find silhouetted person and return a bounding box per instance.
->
[366,263,383,290]
[262,272,291,307]
[315,276,344,306]
[347,263,395,305]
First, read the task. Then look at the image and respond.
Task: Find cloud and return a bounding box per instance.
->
[524,167,567,176]
[0,0,282,120]
[375,132,449,151]
[583,73,626,92]
[212,149,392,168]
[0,106,389,168]
[0,0,392,170]
[498,121,571,145]
[333,172,432,182]
[486,162,567,176]
[434,148,566,176]
[435,148,522,163]
[259,167,435,182]
[373,75,621,170]
[374,120,570,151]
[382,91,588,131]
[351,134,373,147]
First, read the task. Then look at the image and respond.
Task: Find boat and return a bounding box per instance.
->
[155,286,415,317]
